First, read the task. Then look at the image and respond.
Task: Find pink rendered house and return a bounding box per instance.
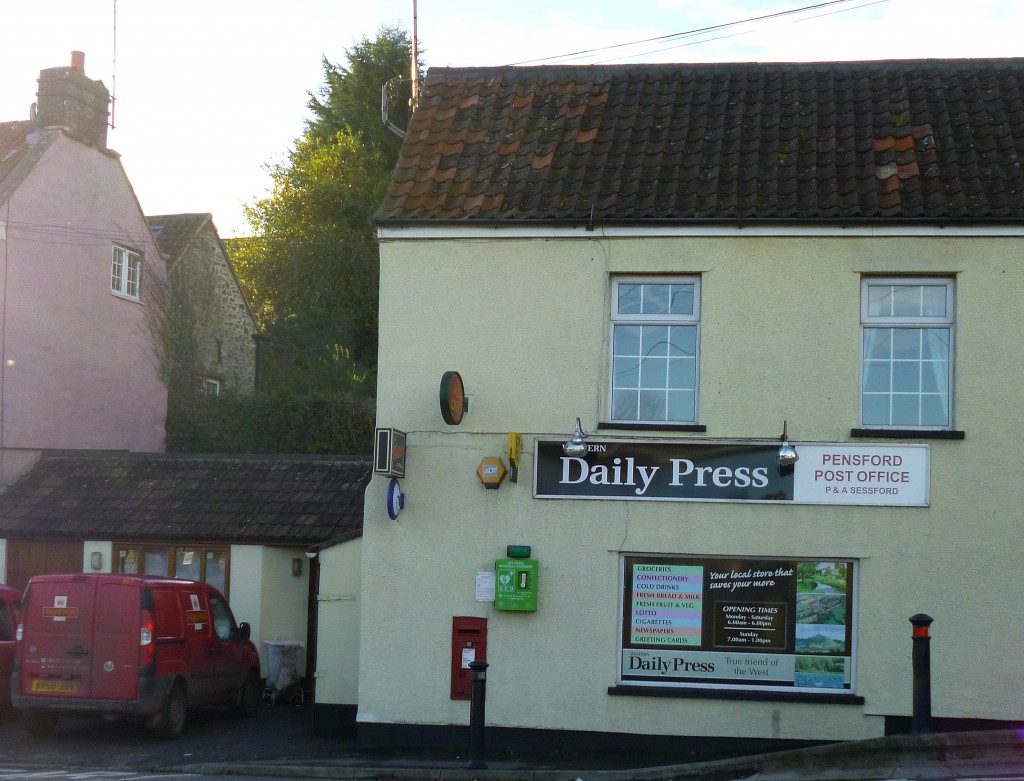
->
[0,53,167,485]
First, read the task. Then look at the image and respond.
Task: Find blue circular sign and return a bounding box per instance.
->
[386,478,405,520]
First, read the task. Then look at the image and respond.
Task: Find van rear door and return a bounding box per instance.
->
[19,577,97,698]
[90,580,142,699]
[175,586,219,704]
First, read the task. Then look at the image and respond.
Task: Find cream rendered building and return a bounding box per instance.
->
[351,60,1024,756]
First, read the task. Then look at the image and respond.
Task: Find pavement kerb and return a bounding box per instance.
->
[175,728,1024,781]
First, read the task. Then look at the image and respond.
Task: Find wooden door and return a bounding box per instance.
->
[5,540,83,592]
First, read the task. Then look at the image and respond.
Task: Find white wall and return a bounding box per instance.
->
[313,539,361,706]
[228,545,262,639]
[229,544,310,677]
[356,231,1024,742]
[82,541,112,573]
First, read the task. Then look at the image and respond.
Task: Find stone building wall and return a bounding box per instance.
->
[170,225,257,392]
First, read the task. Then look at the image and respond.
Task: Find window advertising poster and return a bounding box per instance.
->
[620,555,856,693]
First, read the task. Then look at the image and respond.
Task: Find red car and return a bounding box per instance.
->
[12,574,260,737]
[0,584,19,715]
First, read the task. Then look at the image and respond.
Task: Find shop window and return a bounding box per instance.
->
[617,554,858,696]
[609,276,700,424]
[861,278,954,429]
[115,544,230,598]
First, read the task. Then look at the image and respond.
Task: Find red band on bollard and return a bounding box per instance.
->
[912,625,929,638]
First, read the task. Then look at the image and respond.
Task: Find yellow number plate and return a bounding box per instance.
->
[31,678,77,693]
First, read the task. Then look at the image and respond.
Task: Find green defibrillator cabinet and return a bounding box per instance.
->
[494,558,538,611]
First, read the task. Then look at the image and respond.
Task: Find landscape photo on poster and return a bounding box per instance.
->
[794,623,846,654]
[794,654,848,689]
[793,561,849,670]
[795,561,848,624]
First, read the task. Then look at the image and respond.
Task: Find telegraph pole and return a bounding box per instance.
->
[411,0,419,106]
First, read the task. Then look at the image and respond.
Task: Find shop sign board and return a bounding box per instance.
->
[533,439,928,506]
[619,555,857,693]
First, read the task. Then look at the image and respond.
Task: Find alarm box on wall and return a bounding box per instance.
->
[374,428,407,478]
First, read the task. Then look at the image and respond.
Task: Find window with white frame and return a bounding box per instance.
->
[202,378,221,397]
[609,276,700,424]
[861,278,954,429]
[111,245,141,299]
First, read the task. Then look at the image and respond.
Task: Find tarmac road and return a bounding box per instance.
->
[0,701,350,772]
[1,701,1022,781]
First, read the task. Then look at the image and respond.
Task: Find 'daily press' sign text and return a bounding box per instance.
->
[533,440,928,506]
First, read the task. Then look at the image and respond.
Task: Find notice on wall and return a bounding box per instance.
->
[475,571,496,602]
[620,555,856,692]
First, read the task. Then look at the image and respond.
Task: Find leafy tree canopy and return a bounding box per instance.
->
[231,25,418,388]
[307,25,416,154]
[170,27,418,454]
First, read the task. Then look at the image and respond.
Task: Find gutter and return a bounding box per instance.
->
[374,215,1024,229]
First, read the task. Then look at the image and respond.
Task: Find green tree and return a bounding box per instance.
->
[169,27,417,454]
[235,130,388,385]
[166,389,375,455]
[307,25,416,152]
[232,25,417,387]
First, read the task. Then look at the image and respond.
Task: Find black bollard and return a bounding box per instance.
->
[466,660,489,769]
[910,613,933,734]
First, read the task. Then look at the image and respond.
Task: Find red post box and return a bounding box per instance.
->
[450,616,487,700]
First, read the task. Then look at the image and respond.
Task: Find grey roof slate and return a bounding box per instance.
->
[147,213,212,260]
[0,453,371,546]
[0,121,57,207]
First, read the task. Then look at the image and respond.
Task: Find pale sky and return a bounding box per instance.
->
[1,0,1021,237]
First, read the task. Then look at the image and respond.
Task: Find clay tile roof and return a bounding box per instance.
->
[374,59,1024,226]
[0,453,372,546]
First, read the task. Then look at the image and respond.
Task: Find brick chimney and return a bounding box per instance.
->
[35,51,110,148]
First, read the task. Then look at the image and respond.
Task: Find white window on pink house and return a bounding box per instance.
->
[111,245,141,299]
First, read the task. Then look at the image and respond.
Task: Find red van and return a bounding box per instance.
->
[12,573,260,738]
[0,584,19,715]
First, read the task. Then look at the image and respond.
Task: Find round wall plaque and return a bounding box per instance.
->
[386,478,405,520]
[439,371,465,425]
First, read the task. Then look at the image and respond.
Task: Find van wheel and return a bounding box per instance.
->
[236,671,260,717]
[154,683,187,739]
[24,712,58,737]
